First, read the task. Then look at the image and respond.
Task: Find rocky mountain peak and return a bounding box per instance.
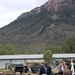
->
[18,0,75,20]
[48,0,75,11]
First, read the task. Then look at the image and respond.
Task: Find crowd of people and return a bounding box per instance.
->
[24,61,52,75]
[7,60,73,75]
[24,60,73,75]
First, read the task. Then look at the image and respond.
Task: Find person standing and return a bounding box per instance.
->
[40,61,52,75]
[25,63,34,73]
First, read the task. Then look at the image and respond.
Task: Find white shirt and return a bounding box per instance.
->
[28,68,31,71]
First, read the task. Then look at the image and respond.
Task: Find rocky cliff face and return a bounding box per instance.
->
[47,0,75,20]
[18,0,75,20]
[48,0,75,11]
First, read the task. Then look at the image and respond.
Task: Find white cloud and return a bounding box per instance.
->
[0,0,47,28]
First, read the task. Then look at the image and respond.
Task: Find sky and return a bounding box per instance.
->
[0,0,47,28]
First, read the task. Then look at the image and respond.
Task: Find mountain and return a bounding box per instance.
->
[0,0,75,54]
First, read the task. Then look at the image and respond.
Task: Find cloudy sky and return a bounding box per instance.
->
[0,0,47,28]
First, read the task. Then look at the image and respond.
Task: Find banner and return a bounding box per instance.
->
[71,59,75,75]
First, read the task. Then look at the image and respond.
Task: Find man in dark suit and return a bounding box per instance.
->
[25,63,34,73]
[40,61,52,75]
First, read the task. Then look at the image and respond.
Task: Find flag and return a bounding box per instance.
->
[62,59,66,71]
[71,59,75,75]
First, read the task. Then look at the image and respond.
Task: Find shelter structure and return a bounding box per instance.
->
[0,54,43,68]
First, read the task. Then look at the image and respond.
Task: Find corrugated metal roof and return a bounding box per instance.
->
[0,54,43,60]
[52,53,75,58]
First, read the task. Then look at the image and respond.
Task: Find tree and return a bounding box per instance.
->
[0,45,6,55]
[62,45,70,53]
[46,45,62,53]
[0,45,16,55]
[5,45,16,55]
[43,50,52,64]
[62,36,75,53]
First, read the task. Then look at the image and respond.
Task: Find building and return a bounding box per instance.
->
[1,53,75,68]
[52,53,75,59]
[0,54,43,68]
[52,53,75,65]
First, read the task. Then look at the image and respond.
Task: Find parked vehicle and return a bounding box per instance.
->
[15,64,24,74]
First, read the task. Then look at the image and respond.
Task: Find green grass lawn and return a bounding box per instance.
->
[0,69,12,75]
[0,69,5,72]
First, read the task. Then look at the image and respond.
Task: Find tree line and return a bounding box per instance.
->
[45,36,75,54]
[0,36,75,55]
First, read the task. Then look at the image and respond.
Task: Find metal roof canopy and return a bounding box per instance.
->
[0,54,43,60]
[52,53,75,59]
